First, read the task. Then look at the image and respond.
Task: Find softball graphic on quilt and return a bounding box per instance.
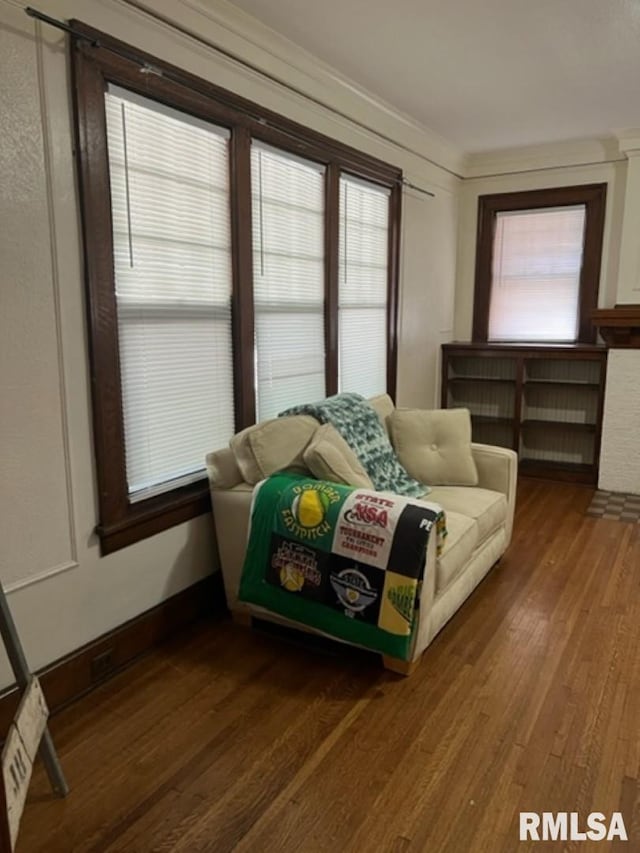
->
[279,563,305,592]
[292,489,328,528]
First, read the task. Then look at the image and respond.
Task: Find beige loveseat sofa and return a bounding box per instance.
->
[206,394,517,674]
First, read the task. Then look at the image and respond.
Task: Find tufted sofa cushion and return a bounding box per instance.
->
[390,407,478,486]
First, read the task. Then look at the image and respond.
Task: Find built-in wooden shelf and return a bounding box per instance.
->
[470,414,514,425]
[524,379,600,389]
[519,459,595,483]
[449,376,515,385]
[442,342,608,484]
[521,419,597,434]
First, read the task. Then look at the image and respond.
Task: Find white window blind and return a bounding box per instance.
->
[104,85,234,501]
[338,175,390,397]
[251,142,326,420]
[488,205,587,342]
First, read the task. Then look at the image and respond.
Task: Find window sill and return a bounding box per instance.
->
[96,480,211,555]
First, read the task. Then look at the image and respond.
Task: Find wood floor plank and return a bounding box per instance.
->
[14,480,640,853]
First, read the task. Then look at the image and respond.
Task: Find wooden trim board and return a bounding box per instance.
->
[0,574,226,736]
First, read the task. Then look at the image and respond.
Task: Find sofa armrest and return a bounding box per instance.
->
[209,483,253,609]
[206,447,243,490]
[471,443,518,544]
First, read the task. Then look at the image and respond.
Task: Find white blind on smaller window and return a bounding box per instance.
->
[251,142,326,420]
[338,175,390,398]
[105,85,234,501]
[488,205,587,342]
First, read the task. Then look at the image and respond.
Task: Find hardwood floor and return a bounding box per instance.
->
[17,479,640,852]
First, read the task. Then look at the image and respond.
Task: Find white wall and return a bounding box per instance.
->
[0,0,460,685]
[613,136,640,304]
[397,188,457,407]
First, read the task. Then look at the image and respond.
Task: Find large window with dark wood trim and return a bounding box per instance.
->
[472,184,607,344]
[71,23,401,554]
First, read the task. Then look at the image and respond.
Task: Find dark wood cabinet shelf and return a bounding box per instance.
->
[524,379,600,389]
[521,419,597,433]
[471,414,514,425]
[442,342,608,484]
[450,376,516,385]
[519,459,595,480]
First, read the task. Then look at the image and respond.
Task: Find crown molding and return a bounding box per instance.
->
[463,136,624,179]
[118,0,465,180]
[616,129,640,156]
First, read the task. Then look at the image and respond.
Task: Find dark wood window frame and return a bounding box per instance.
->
[70,22,402,555]
[472,183,607,344]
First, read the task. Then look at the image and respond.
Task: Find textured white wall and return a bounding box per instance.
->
[599,351,640,494]
[0,0,459,685]
[0,18,74,589]
[396,188,457,408]
[614,141,640,304]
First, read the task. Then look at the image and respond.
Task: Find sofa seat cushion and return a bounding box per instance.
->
[435,510,478,593]
[427,486,507,544]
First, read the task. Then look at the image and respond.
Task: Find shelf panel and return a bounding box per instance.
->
[519,458,595,484]
[524,379,599,389]
[443,342,607,354]
[521,419,596,434]
[471,414,514,425]
[449,377,516,385]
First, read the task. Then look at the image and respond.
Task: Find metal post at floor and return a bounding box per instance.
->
[0,584,68,797]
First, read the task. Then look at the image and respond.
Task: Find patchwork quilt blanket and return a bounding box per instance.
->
[238,473,445,660]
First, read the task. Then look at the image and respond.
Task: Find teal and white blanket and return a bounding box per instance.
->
[280,392,428,498]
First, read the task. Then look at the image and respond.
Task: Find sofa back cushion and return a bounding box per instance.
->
[303,424,374,488]
[390,408,478,486]
[230,415,318,484]
[227,395,395,486]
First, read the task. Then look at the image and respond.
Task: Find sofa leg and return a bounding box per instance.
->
[232,610,253,628]
[382,654,420,676]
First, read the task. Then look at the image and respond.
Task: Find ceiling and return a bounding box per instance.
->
[224,0,640,153]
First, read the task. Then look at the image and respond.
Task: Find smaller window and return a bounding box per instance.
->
[473,184,607,344]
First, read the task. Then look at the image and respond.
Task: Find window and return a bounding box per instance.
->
[104,86,235,501]
[338,175,391,397]
[473,185,607,344]
[71,23,401,553]
[252,144,326,420]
